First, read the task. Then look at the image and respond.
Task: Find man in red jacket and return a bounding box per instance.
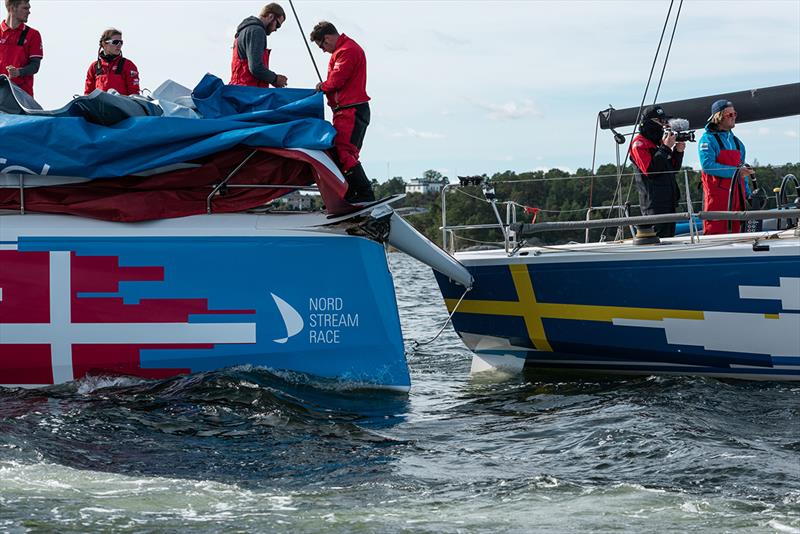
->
[1,0,43,98]
[310,21,374,203]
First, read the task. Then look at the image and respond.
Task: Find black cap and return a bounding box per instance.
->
[642,105,671,122]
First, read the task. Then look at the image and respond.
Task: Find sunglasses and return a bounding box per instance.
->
[724,111,737,118]
[273,17,282,30]
[104,39,123,45]
[316,38,325,49]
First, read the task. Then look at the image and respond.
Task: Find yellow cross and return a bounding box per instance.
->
[445,264,705,352]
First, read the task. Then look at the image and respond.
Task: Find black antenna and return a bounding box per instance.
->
[289,0,323,84]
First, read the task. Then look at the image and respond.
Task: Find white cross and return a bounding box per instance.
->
[0,251,257,385]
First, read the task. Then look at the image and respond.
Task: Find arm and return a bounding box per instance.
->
[239,26,277,84]
[125,60,141,95]
[671,147,684,170]
[84,62,96,95]
[319,49,357,93]
[631,136,675,178]
[16,57,41,76]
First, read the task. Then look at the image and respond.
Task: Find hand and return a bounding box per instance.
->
[662,130,677,149]
[273,74,288,88]
[315,82,323,92]
[741,166,755,176]
[675,141,686,152]
[6,65,20,78]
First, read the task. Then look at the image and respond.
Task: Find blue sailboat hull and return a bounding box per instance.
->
[0,214,409,390]
[435,235,800,380]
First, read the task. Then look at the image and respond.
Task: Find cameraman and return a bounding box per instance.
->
[629,105,685,237]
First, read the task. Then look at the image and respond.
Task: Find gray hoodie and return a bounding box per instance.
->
[234,16,277,84]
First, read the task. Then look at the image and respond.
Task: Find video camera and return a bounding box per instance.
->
[664,118,696,142]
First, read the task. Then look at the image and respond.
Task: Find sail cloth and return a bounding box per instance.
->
[0,74,355,218]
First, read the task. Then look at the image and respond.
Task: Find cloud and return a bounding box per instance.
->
[533,165,574,174]
[472,99,540,120]
[785,130,798,138]
[384,42,409,52]
[431,30,471,46]
[391,128,446,139]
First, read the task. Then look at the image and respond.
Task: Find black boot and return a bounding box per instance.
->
[344,163,376,203]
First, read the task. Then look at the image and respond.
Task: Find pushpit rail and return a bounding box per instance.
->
[439,168,800,255]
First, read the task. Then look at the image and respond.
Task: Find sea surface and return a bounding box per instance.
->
[1,253,798,533]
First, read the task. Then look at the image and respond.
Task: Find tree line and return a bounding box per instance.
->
[371,162,800,249]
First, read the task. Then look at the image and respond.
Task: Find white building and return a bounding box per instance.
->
[405,177,447,195]
[274,191,314,211]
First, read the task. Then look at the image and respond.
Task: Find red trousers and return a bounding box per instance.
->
[702,174,746,234]
[332,103,370,172]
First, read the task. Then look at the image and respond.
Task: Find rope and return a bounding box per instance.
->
[288,0,323,84]
[410,286,471,348]
[589,113,600,208]
[622,0,685,207]
[602,0,677,242]
[653,0,684,104]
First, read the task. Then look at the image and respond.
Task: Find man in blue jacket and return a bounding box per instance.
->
[698,99,753,234]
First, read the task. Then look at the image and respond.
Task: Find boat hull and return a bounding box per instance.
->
[435,234,800,380]
[0,214,409,390]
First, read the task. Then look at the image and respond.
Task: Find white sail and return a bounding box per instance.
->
[271,293,304,344]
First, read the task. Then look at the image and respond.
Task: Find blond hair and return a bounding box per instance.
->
[709,111,725,125]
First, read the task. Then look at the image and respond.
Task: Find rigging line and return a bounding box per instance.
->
[411,286,471,348]
[622,0,674,169]
[653,0,684,104]
[289,0,323,84]
[606,0,675,228]
[613,0,678,234]
[625,1,684,209]
[589,113,600,210]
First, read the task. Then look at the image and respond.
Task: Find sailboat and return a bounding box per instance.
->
[433,83,800,381]
[0,74,472,391]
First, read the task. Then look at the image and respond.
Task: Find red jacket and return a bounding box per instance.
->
[0,21,43,97]
[84,55,140,96]
[319,34,369,109]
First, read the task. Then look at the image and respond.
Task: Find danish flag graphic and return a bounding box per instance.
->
[0,250,257,386]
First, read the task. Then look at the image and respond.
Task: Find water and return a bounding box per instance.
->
[1,253,798,533]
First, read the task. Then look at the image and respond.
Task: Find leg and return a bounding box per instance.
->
[332,108,360,173]
[702,176,729,235]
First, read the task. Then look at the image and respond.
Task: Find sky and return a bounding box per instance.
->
[21,0,800,182]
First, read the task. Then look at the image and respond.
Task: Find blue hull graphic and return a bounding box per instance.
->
[435,245,800,380]
[1,232,409,390]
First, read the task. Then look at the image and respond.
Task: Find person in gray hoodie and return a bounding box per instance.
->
[230,3,287,88]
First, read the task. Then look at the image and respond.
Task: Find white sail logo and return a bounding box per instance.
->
[271,292,304,344]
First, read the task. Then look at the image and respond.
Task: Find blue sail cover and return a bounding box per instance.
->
[0,74,336,179]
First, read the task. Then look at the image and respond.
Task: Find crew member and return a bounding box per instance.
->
[0,0,42,98]
[698,99,752,235]
[230,3,287,88]
[310,21,374,203]
[84,28,140,96]
[629,105,685,237]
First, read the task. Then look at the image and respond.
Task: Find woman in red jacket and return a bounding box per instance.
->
[84,28,140,96]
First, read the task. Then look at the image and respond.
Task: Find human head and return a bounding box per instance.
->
[259,3,285,35]
[99,28,123,56]
[641,105,671,126]
[638,105,671,140]
[309,21,339,53]
[708,99,737,131]
[5,0,30,25]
